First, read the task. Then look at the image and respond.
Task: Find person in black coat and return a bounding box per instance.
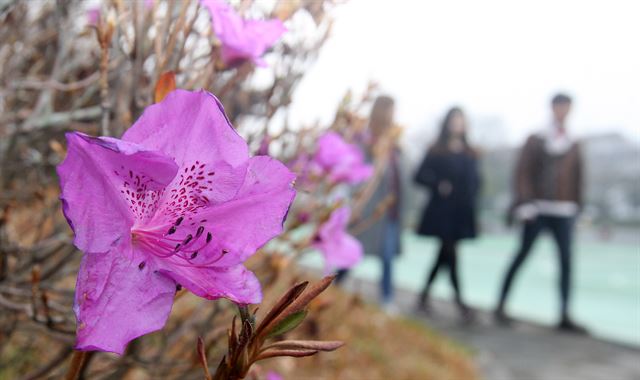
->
[414,107,481,318]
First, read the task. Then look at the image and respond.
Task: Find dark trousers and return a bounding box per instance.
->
[498,215,574,319]
[420,239,463,304]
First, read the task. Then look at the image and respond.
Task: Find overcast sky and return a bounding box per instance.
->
[289,0,640,146]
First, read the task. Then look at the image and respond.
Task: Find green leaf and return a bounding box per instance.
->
[266,310,307,338]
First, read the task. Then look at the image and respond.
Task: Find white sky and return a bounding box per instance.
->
[289,0,640,146]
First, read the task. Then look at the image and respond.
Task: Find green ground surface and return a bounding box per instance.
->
[303,231,640,346]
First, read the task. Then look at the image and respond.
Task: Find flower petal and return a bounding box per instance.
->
[201,0,285,65]
[320,233,364,273]
[122,90,249,168]
[315,132,349,169]
[74,242,176,355]
[188,156,296,267]
[148,159,248,229]
[158,263,261,305]
[315,207,363,272]
[315,131,373,184]
[332,162,374,184]
[58,132,178,252]
[319,206,350,236]
[242,19,286,56]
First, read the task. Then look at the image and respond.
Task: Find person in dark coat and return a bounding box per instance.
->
[414,107,481,318]
[495,93,587,333]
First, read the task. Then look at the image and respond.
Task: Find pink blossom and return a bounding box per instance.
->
[314,132,373,185]
[200,0,286,67]
[86,7,100,26]
[266,370,283,380]
[257,135,271,156]
[57,90,295,354]
[313,207,363,273]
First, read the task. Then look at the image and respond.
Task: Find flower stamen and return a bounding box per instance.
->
[132,223,215,266]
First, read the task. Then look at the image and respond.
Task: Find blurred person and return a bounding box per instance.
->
[495,93,587,334]
[340,95,403,311]
[414,107,481,319]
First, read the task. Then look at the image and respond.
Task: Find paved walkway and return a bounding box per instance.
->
[302,232,640,346]
[341,277,640,380]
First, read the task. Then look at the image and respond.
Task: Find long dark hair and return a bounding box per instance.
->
[431,106,475,155]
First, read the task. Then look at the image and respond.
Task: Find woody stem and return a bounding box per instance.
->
[238,305,254,330]
[64,350,87,380]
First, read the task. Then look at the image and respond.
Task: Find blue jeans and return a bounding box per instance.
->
[380,221,400,304]
[335,221,399,304]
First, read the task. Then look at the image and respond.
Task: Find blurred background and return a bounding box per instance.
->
[295,0,640,346]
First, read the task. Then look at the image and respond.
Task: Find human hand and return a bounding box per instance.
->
[515,203,537,222]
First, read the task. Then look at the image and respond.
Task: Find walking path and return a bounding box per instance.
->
[341,277,640,380]
[302,232,640,345]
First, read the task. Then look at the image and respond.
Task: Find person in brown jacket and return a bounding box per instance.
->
[495,93,587,333]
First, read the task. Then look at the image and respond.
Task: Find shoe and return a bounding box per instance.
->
[558,318,589,335]
[457,303,476,324]
[416,296,431,314]
[494,308,513,327]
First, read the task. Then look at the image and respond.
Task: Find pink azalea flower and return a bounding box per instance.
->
[313,207,363,273]
[256,135,271,156]
[86,7,100,26]
[57,90,295,354]
[266,370,283,380]
[314,132,374,185]
[200,0,286,67]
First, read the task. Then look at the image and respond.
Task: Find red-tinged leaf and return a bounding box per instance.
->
[286,275,334,314]
[261,340,343,353]
[267,310,307,338]
[197,336,212,380]
[212,355,228,380]
[228,315,238,356]
[255,281,308,338]
[255,348,318,361]
[154,71,176,103]
[266,276,335,334]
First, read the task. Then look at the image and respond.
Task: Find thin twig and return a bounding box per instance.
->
[20,346,73,380]
[10,73,99,92]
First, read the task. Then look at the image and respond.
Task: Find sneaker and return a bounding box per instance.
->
[558,318,589,335]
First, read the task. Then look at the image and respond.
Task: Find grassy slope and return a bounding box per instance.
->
[259,280,478,380]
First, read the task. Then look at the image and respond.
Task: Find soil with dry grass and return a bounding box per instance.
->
[256,270,478,380]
